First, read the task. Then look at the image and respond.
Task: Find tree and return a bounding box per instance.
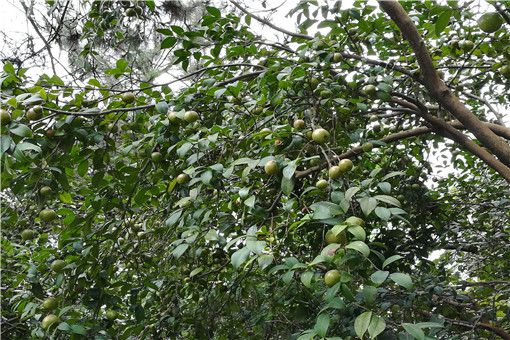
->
[1,0,510,339]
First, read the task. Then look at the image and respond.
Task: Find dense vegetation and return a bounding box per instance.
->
[1,0,509,339]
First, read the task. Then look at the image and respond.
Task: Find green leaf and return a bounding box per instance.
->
[161,37,177,49]
[165,209,183,227]
[257,254,274,269]
[382,255,403,269]
[314,314,330,337]
[310,201,343,219]
[389,273,413,289]
[402,323,425,340]
[155,101,168,114]
[281,176,294,195]
[244,195,255,208]
[231,246,250,268]
[375,207,391,221]
[348,225,366,241]
[370,270,389,286]
[378,182,391,193]
[70,324,87,335]
[15,142,41,153]
[300,271,314,288]
[354,311,372,339]
[206,6,221,17]
[9,124,32,137]
[435,9,452,36]
[358,197,377,216]
[374,195,401,207]
[172,243,189,258]
[368,315,386,339]
[345,241,370,257]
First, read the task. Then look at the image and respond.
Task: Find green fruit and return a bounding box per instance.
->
[459,40,474,52]
[41,314,59,330]
[21,229,36,241]
[477,12,503,33]
[332,52,343,63]
[40,186,53,196]
[264,160,279,175]
[167,111,179,122]
[345,216,364,227]
[151,152,163,163]
[106,309,118,320]
[324,269,341,287]
[26,108,42,121]
[325,229,346,245]
[176,173,190,184]
[338,159,353,173]
[39,209,57,222]
[50,260,66,273]
[369,114,378,122]
[328,166,342,180]
[293,119,305,130]
[411,183,421,190]
[311,128,330,144]
[362,142,373,152]
[184,110,199,123]
[316,179,328,189]
[260,127,271,135]
[0,109,11,126]
[42,297,58,310]
[501,65,510,79]
[309,77,320,89]
[125,8,137,17]
[362,84,377,96]
[121,92,136,103]
[133,6,142,15]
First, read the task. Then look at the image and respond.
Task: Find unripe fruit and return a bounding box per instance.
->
[50,260,66,273]
[183,110,199,123]
[264,160,279,175]
[176,173,190,184]
[362,142,373,152]
[311,128,330,144]
[459,40,474,52]
[338,159,353,173]
[411,183,421,190]
[333,52,343,63]
[40,186,53,196]
[106,309,118,320]
[121,92,136,103]
[328,166,342,180]
[369,115,378,122]
[325,229,346,245]
[309,77,320,89]
[501,65,510,79]
[316,179,328,189]
[41,314,59,330]
[26,108,42,121]
[32,105,43,114]
[42,297,58,310]
[477,12,503,33]
[167,111,179,122]
[324,269,341,287]
[293,119,305,130]
[151,152,162,163]
[125,7,137,17]
[21,229,36,241]
[345,216,365,227]
[39,209,57,222]
[0,109,11,126]
[362,84,377,96]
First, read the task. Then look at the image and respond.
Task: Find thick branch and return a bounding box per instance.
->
[378,0,510,169]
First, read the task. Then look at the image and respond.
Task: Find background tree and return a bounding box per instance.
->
[1,0,510,339]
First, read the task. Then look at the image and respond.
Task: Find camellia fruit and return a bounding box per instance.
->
[345,216,365,227]
[459,40,474,52]
[106,309,118,320]
[42,297,58,310]
[21,229,36,241]
[362,84,377,96]
[41,314,59,330]
[477,12,503,33]
[328,166,342,180]
[293,119,305,130]
[176,173,190,184]
[316,179,328,189]
[26,108,42,121]
[184,110,199,123]
[264,160,279,175]
[324,269,341,287]
[167,111,179,122]
[121,92,136,103]
[151,152,163,163]
[501,65,510,79]
[0,109,11,126]
[325,229,346,245]
[332,52,343,63]
[311,128,330,144]
[39,209,57,222]
[40,186,53,196]
[50,260,66,273]
[362,142,373,152]
[338,159,353,173]
[309,77,320,89]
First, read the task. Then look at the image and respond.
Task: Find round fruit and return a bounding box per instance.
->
[362,142,373,152]
[333,52,343,63]
[324,269,341,287]
[369,114,378,122]
[264,160,279,175]
[477,12,503,33]
[106,309,118,320]
[293,119,305,130]
[42,297,58,310]
[309,77,320,89]
[167,111,179,122]
[325,229,346,245]
[411,183,421,190]
[311,128,330,144]
[46,129,55,137]
[260,127,271,135]
[21,229,36,241]
[184,110,199,123]
[151,152,162,163]
[32,105,43,114]
[0,109,11,126]
[121,92,136,103]
[338,159,353,173]
[39,209,57,222]
[51,260,66,273]
[459,40,474,52]
[41,314,59,330]
[125,8,137,17]
[26,108,42,121]
[40,186,53,196]
[328,166,342,180]
[362,84,377,96]
[316,179,328,189]
[345,216,365,227]
[501,65,510,79]
[176,173,190,184]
